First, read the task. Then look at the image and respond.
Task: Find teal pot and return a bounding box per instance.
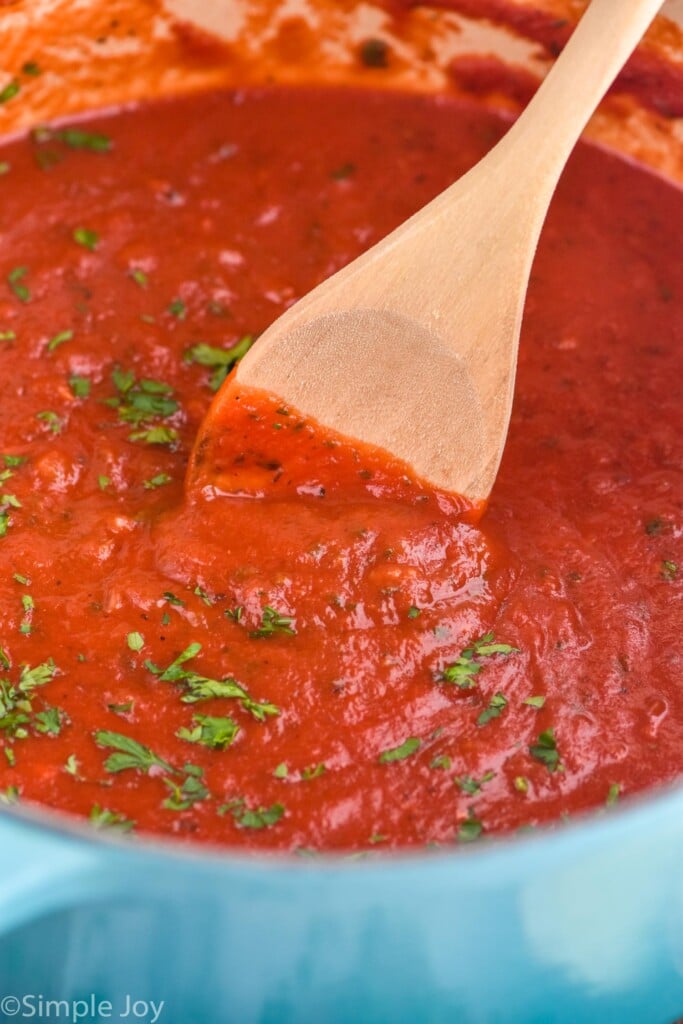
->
[0,785,681,1024]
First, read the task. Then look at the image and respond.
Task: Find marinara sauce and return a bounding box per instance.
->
[0,86,680,851]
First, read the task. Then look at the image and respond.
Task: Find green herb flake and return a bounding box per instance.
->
[606,782,621,807]
[128,268,149,288]
[162,767,210,811]
[7,266,30,303]
[660,560,678,581]
[33,126,112,152]
[13,573,30,586]
[193,585,214,606]
[34,707,63,736]
[36,410,62,434]
[47,329,73,353]
[378,736,421,764]
[457,810,484,843]
[523,695,546,709]
[0,785,19,804]
[69,375,91,398]
[73,227,99,252]
[0,162,10,176]
[514,775,529,794]
[250,605,296,639]
[89,804,135,833]
[529,728,563,773]
[177,714,239,751]
[0,81,20,104]
[107,367,179,446]
[439,631,518,689]
[163,591,185,607]
[148,641,280,721]
[232,801,285,830]
[168,298,186,320]
[455,771,495,794]
[430,754,451,771]
[184,336,254,390]
[64,753,80,777]
[301,762,326,781]
[273,762,289,779]
[98,475,111,491]
[94,729,173,775]
[21,62,41,77]
[143,473,171,490]
[107,701,133,716]
[407,606,421,619]
[224,606,243,622]
[476,692,508,727]
[126,632,144,652]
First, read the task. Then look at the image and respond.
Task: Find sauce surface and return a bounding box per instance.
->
[0,86,681,851]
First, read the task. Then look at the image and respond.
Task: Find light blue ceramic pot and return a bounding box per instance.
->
[0,783,681,1024]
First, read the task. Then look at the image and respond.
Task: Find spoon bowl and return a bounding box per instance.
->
[190,0,664,503]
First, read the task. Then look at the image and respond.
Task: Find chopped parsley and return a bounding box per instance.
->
[33,707,63,735]
[143,473,172,490]
[162,764,209,811]
[250,605,296,638]
[476,692,508,727]
[72,227,99,251]
[105,367,179,446]
[69,375,91,398]
[89,804,135,833]
[177,714,239,751]
[147,642,279,721]
[94,730,173,775]
[128,267,149,288]
[457,810,484,843]
[36,410,63,434]
[47,329,73,353]
[438,632,518,688]
[378,736,420,764]
[301,762,326,780]
[0,660,58,740]
[606,782,621,807]
[126,632,144,652]
[455,771,495,795]
[230,800,285,830]
[430,754,452,770]
[22,62,41,77]
[529,729,563,772]
[661,560,678,581]
[0,81,20,104]
[168,298,187,319]
[32,126,112,152]
[273,762,289,779]
[184,336,254,391]
[7,266,30,303]
[523,695,546,709]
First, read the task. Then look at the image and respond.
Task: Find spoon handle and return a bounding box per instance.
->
[492,0,664,204]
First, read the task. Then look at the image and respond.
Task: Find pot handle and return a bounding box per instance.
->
[0,810,115,937]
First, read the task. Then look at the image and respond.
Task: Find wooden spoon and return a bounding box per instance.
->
[190,0,663,504]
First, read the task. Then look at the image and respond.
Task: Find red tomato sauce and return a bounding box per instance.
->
[0,85,681,852]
